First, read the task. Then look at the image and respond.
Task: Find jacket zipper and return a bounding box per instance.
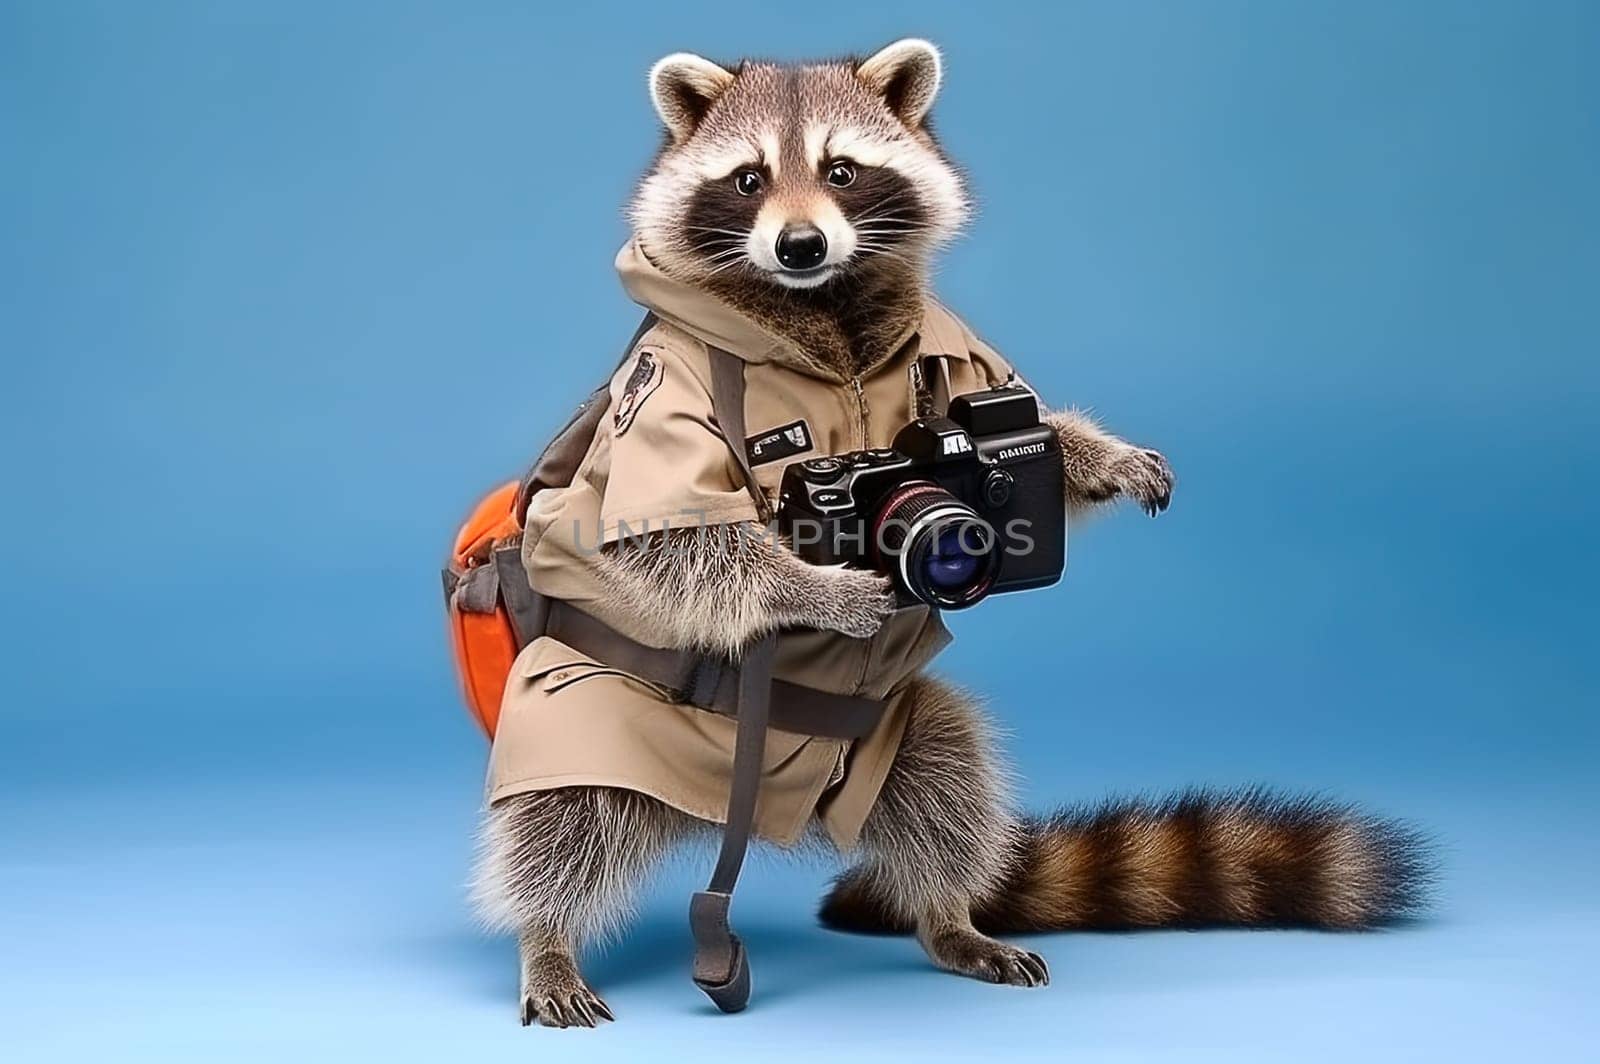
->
[850,376,868,447]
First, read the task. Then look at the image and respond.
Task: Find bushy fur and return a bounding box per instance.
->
[594,524,893,655]
[473,788,710,1027]
[472,786,705,943]
[822,787,1435,935]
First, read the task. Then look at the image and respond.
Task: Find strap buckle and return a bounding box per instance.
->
[689,890,750,1013]
[682,654,730,709]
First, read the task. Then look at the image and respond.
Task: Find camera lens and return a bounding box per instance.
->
[924,526,983,589]
[871,481,1000,609]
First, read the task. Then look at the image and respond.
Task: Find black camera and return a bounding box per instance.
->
[775,384,1066,610]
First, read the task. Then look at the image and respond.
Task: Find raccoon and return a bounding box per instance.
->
[473,40,1432,1028]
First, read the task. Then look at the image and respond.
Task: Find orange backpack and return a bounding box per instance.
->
[441,316,663,738]
[442,481,524,737]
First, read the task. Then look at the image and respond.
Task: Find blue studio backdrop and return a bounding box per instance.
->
[3,2,1596,1061]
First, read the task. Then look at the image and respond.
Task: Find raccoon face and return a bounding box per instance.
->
[631,39,968,292]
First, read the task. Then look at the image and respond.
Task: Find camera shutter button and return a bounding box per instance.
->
[982,468,1014,508]
[801,457,846,482]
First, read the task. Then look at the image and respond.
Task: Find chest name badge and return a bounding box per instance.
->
[746,419,814,466]
[613,350,663,435]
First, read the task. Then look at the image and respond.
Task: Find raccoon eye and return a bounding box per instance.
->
[825,160,856,188]
[733,169,763,196]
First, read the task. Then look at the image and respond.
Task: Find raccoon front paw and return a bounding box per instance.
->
[1091,444,1174,516]
[811,568,896,639]
[926,927,1050,988]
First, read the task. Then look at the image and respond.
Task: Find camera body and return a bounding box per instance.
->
[776,384,1066,610]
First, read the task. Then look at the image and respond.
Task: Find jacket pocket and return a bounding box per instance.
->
[517,637,671,698]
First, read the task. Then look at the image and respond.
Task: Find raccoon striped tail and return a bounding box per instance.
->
[821,788,1435,934]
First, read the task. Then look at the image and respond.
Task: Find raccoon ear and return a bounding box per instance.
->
[649,52,736,143]
[856,38,943,128]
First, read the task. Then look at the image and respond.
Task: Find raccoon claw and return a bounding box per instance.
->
[521,987,613,1029]
[1020,951,1051,987]
[1111,446,1174,517]
[987,948,1049,987]
[928,929,1051,989]
[567,993,597,1027]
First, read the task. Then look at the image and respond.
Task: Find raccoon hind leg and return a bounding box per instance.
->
[474,785,704,1027]
[821,675,1048,987]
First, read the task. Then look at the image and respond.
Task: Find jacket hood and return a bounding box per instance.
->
[616,239,792,365]
[616,239,959,379]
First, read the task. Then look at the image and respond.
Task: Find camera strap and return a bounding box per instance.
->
[689,630,777,1014]
[912,353,953,418]
[707,345,772,523]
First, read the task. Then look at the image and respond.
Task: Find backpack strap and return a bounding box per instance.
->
[707,345,772,522]
[494,314,660,651]
[541,598,885,739]
[514,312,659,522]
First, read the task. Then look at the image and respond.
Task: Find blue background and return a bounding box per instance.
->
[3,1,1596,1060]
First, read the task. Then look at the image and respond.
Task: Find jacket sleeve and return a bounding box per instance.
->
[598,337,761,545]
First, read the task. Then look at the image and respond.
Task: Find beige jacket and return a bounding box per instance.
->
[487,241,1015,848]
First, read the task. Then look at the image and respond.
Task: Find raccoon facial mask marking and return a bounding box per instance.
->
[630,39,969,295]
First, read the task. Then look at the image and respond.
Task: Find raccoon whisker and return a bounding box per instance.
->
[855,242,932,260]
[851,232,928,246]
[853,222,934,237]
[859,231,938,250]
[684,225,753,238]
[704,256,753,277]
[853,250,911,263]
[854,234,932,248]
[853,239,918,257]
[852,214,932,227]
[853,230,928,243]
[854,219,932,231]
[850,245,917,267]
[851,197,927,223]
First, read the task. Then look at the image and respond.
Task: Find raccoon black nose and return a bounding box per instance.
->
[775,226,828,271]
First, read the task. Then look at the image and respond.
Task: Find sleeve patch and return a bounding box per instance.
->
[613,350,664,435]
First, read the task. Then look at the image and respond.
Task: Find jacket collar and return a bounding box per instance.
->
[616,239,971,380]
